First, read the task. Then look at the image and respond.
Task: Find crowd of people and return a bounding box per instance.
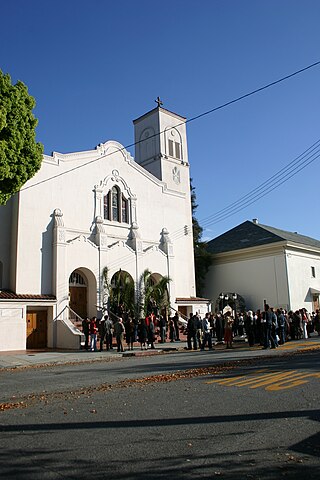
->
[186,305,320,350]
[81,312,182,353]
[81,306,320,353]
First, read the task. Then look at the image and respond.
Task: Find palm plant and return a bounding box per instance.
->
[102,267,135,316]
[138,269,171,317]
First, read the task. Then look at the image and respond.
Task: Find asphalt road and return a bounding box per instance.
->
[0,348,319,479]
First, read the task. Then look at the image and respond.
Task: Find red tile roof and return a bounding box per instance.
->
[0,290,56,301]
[176,297,210,302]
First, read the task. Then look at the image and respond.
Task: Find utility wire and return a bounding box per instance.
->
[204,150,320,228]
[92,139,320,272]
[169,137,320,241]
[200,139,320,227]
[90,136,320,275]
[21,59,320,192]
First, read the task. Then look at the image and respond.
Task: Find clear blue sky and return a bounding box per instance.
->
[2,0,320,241]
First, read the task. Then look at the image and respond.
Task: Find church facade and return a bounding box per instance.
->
[0,104,207,351]
[204,219,320,314]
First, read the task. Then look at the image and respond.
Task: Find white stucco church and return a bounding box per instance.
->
[0,102,209,351]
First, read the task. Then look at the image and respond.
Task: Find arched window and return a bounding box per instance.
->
[69,271,87,286]
[103,186,129,223]
[112,186,119,221]
[122,196,128,223]
[103,194,109,220]
[167,128,182,160]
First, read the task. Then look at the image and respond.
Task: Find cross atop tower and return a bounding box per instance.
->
[155,96,163,108]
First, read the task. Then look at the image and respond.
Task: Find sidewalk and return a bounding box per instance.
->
[0,335,319,369]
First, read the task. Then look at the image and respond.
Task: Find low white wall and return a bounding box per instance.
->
[56,318,84,350]
[0,304,26,351]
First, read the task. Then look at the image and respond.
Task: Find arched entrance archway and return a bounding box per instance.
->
[109,270,135,317]
[214,292,246,315]
[143,272,170,317]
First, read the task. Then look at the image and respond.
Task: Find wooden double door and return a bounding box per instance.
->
[69,286,87,319]
[26,310,47,349]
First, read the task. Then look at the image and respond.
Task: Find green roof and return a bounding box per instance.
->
[206,220,320,254]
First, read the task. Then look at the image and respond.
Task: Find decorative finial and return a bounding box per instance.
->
[155,96,163,108]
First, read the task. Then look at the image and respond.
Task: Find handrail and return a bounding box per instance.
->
[108,310,122,322]
[67,306,84,323]
[170,305,188,321]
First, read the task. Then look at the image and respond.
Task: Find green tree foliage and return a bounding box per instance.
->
[102,266,171,319]
[0,70,43,204]
[138,269,171,317]
[191,180,213,296]
[102,267,135,316]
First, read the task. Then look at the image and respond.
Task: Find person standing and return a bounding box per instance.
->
[194,313,203,347]
[224,314,233,348]
[201,313,213,350]
[125,317,135,351]
[277,309,286,345]
[187,313,198,350]
[244,310,255,347]
[138,318,148,350]
[114,317,125,352]
[148,315,156,349]
[103,314,113,350]
[314,309,320,336]
[173,313,180,341]
[89,317,98,352]
[82,317,90,350]
[301,309,308,339]
[168,317,176,342]
[263,305,276,349]
[215,313,224,342]
[99,316,106,351]
[159,315,167,343]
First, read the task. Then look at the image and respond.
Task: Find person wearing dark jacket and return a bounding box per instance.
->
[187,313,198,350]
[147,316,156,349]
[138,318,148,350]
[244,311,255,347]
[263,305,277,349]
[82,317,90,350]
[113,318,125,352]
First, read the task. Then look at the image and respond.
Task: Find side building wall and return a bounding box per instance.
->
[0,304,26,351]
[285,247,320,312]
[204,249,290,312]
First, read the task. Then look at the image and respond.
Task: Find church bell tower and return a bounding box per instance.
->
[133,98,190,192]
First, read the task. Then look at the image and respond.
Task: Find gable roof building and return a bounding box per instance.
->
[204,220,320,313]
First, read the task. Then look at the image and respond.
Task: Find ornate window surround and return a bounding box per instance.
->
[94,170,137,226]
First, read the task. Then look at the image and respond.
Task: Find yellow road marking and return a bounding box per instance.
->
[206,369,268,385]
[266,372,320,391]
[206,370,320,391]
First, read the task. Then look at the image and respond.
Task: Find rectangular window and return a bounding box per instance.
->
[112,189,119,221]
[122,197,128,223]
[175,142,181,159]
[311,266,316,278]
[168,140,174,157]
[103,194,109,220]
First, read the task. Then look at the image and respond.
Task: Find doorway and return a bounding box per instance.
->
[26,310,48,349]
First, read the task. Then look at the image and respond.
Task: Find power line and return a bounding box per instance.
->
[200,139,320,227]
[21,59,320,192]
[169,137,320,241]
[86,137,320,274]
[204,150,320,228]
